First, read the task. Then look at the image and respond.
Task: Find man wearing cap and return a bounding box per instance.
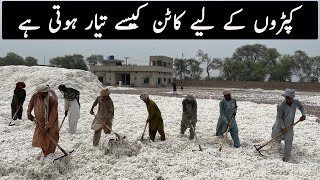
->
[140,93,165,141]
[216,90,240,148]
[27,84,59,157]
[181,95,197,140]
[11,82,26,120]
[90,89,114,146]
[271,88,306,162]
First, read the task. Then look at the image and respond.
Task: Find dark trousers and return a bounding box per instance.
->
[11,105,23,120]
[149,128,165,142]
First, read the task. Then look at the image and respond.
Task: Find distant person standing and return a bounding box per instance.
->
[58,84,80,134]
[172,82,177,95]
[11,82,26,120]
[180,82,184,92]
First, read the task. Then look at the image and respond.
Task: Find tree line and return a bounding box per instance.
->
[1,44,319,82]
[174,44,320,82]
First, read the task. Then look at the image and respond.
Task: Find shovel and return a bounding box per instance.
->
[93,113,123,140]
[219,115,235,152]
[140,122,148,141]
[9,106,21,126]
[31,118,74,162]
[190,122,203,151]
[59,115,67,130]
[254,119,303,156]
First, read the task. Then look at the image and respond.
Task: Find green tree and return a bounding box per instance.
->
[268,55,295,82]
[292,50,312,82]
[232,44,268,62]
[173,58,189,80]
[50,54,88,71]
[25,56,38,66]
[309,56,320,82]
[196,49,222,78]
[186,58,203,80]
[86,55,104,66]
[220,44,281,81]
[0,52,25,66]
[220,58,244,81]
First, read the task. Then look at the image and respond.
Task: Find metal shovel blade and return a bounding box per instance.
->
[192,145,203,152]
[254,144,265,156]
[53,150,75,162]
[8,121,16,126]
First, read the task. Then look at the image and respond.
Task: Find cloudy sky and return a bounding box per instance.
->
[0,0,319,66]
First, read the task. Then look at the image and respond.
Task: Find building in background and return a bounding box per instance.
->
[90,55,174,87]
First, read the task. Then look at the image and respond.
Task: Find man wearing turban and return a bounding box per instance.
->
[27,84,59,157]
[90,89,114,146]
[140,93,165,142]
[271,88,306,162]
[216,90,240,148]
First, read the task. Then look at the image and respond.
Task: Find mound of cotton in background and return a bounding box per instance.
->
[0,66,319,180]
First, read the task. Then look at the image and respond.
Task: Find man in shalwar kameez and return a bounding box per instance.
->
[271,88,306,162]
[216,90,240,148]
[140,93,166,142]
[58,84,80,134]
[27,84,59,157]
[90,89,114,146]
[11,82,26,120]
[180,95,197,140]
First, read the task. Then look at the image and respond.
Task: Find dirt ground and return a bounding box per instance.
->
[108,86,320,121]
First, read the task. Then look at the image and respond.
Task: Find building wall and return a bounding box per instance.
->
[90,56,174,87]
[93,71,172,86]
[149,56,174,68]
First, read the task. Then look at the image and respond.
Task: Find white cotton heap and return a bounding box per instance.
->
[100,133,142,158]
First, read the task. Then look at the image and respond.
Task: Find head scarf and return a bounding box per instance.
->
[282,88,295,99]
[100,89,110,96]
[140,93,149,101]
[58,84,80,106]
[16,82,26,89]
[223,90,231,95]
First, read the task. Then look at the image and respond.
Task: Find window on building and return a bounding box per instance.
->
[164,78,166,82]
[152,61,155,66]
[169,78,171,84]
[158,78,162,84]
[164,62,166,67]
[144,77,149,84]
